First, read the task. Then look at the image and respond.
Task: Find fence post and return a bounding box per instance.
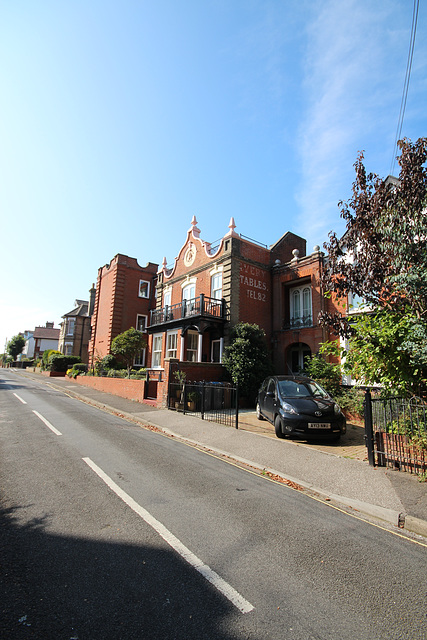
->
[364,389,375,467]
[235,384,239,429]
[201,381,205,420]
[183,382,187,414]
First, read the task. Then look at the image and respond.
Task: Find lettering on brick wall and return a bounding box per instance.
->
[240,263,268,302]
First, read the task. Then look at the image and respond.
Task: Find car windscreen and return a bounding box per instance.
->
[277,380,329,399]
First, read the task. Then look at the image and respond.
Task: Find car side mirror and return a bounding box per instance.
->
[266,391,275,397]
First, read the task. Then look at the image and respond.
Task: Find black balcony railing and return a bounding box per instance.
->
[283,315,313,330]
[150,295,225,327]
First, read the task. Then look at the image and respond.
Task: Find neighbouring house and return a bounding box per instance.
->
[88,254,158,369]
[58,290,95,364]
[19,330,35,360]
[33,322,60,360]
[148,216,344,374]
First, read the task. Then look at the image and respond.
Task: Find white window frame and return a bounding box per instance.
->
[186,330,198,362]
[290,285,312,327]
[66,319,75,336]
[134,348,146,367]
[211,339,221,363]
[163,287,172,309]
[152,334,163,368]
[166,330,178,359]
[211,272,223,300]
[136,314,147,332]
[138,280,150,299]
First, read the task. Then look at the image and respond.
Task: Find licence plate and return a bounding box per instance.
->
[308,423,331,429]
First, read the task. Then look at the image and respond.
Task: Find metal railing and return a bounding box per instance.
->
[364,391,427,474]
[168,380,239,429]
[283,315,313,330]
[151,295,225,326]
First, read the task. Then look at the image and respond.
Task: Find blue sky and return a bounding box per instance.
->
[1,0,426,352]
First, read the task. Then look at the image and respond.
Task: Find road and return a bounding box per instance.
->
[1,369,426,640]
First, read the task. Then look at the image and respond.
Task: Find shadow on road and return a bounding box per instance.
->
[0,499,254,640]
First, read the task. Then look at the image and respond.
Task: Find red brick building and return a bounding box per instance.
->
[88,254,158,369]
[147,217,343,374]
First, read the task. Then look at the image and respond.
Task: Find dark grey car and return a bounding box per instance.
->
[256,375,346,441]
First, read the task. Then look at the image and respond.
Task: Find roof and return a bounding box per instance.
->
[62,300,89,318]
[33,327,60,339]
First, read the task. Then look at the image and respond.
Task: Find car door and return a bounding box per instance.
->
[263,378,277,423]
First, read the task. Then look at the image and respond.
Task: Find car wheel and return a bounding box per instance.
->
[256,403,264,421]
[274,415,286,439]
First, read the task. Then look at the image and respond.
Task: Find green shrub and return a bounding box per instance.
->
[42,349,60,370]
[67,363,88,378]
[129,368,146,379]
[101,354,120,371]
[106,369,127,378]
[49,354,81,372]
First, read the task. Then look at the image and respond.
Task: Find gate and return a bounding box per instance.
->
[145,370,162,400]
[364,391,427,474]
[168,380,239,429]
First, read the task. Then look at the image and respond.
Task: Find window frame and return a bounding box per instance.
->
[211,272,223,300]
[166,330,178,360]
[152,333,163,368]
[136,314,148,332]
[290,285,312,327]
[138,280,150,299]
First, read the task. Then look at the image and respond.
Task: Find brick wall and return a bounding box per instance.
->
[72,375,147,404]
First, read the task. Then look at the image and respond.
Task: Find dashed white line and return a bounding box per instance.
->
[32,410,62,436]
[13,393,27,404]
[82,456,254,614]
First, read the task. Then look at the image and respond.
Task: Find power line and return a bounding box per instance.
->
[389,0,419,177]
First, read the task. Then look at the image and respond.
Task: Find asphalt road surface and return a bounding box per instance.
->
[1,369,426,640]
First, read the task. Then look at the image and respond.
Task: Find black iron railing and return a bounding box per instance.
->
[168,380,239,429]
[150,295,225,326]
[283,315,313,330]
[364,391,427,474]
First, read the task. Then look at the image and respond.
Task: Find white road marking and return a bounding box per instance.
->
[32,410,62,436]
[13,393,27,404]
[83,457,254,614]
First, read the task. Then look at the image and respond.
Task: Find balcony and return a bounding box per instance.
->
[283,315,313,331]
[150,295,226,329]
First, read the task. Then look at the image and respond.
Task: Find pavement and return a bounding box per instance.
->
[12,370,427,540]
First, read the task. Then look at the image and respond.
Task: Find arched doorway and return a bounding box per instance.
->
[287,342,311,374]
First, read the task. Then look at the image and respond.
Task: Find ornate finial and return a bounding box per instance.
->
[224,217,239,238]
[313,245,320,252]
[291,248,300,262]
[162,256,167,269]
[189,216,201,238]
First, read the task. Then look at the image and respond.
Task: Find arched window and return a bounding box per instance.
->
[290,285,312,327]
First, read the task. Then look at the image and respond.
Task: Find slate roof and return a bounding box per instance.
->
[62,300,89,318]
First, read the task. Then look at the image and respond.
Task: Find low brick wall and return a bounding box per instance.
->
[71,375,147,404]
[39,371,66,377]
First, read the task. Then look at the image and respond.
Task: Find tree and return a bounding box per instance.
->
[320,137,427,395]
[7,334,25,361]
[222,323,272,402]
[111,327,147,377]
